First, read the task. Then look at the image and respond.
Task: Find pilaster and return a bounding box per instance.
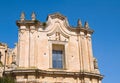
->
[34,32,38,68]
[19,25,30,67]
[86,33,94,72]
[29,25,36,67]
[78,35,83,72]
[19,26,26,67]
[80,31,89,72]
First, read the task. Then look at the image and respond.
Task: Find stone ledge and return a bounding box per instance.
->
[4,69,103,80]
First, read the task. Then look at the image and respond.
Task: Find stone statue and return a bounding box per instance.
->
[94,58,98,69]
[55,32,61,40]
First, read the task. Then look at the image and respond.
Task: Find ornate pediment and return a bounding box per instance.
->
[48,13,66,20]
[47,23,69,42]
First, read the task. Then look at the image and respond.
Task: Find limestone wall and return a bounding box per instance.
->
[16,13,99,74]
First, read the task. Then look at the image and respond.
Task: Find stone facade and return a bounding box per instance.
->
[1,12,103,83]
[0,43,15,77]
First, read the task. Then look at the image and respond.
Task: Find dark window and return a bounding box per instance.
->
[52,50,63,69]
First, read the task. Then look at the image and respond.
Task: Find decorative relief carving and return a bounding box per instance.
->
[50,13,65,20]
[30,29,35,34]
[81,35,85,39]
[48,31,68,42]
[30,26,36,34]
[55,32,61,41]
[47,22,69,42]
[20,29,25,34]
[86,34,91,41]
[88,38,91,41]
[94,58,98,69]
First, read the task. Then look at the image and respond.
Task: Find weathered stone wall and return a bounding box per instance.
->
[3,13,103,83]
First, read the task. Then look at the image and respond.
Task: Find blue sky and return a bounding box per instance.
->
[0,0,120,83]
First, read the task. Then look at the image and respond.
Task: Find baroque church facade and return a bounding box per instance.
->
[0,12,103,83]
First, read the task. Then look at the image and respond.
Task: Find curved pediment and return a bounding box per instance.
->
[47,22,69,42]
[46,13,79,36]
[45,13,93,36]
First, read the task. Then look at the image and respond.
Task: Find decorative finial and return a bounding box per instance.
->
[20,12,25,21]
[31,12,36,21]
[77,19,82,28]
[84,21,89,29]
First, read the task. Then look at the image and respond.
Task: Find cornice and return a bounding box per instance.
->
[4,69,103,80]
[16,20,41,27]
[16,13,94,35]
[67,26,94,34]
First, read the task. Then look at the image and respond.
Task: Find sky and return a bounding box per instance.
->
[0,0,120,83]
